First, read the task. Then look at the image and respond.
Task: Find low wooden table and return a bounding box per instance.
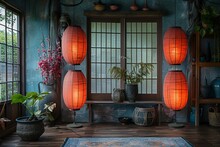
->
[86,100,164,125]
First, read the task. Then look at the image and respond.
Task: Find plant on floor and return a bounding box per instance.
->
[11,92,56,121]
[11,91,56,141]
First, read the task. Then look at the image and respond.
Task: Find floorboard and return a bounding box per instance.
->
[1,123,220,147]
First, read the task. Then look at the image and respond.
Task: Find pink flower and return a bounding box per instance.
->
[37,37,62,85]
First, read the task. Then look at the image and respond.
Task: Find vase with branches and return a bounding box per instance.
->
[109,62,153,102]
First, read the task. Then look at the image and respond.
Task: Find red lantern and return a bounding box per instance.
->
[62,26,87,65]
[163,70,188,111]
[163,27,188,65]
[63,70,87,110]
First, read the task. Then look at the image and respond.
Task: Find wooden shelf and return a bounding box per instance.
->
[192,32,220,126]
[198,62,220,67]
[84,10,163,18]
[86,100,163,104]
[199,98,220,104]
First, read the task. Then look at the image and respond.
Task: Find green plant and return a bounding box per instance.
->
[194,6,219,37]
[109,63,153,84]
[11,92,56,121]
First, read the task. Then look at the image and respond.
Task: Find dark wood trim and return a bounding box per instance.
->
[157,16,162,100]
[84,11,163,18]
[0,1,24,137]
[86,16,92,101]
[86,100,163,104]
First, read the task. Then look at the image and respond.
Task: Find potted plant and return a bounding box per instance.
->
[194,6,219,37]
[11,92,56,141]
[109,63,153,102]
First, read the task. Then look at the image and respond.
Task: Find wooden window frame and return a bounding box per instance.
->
[85,11,162,102]
[0,1,24,136]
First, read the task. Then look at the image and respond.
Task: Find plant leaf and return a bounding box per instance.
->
[11,94,26,104]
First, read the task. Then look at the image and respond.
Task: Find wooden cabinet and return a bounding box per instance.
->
[192,32,220,126]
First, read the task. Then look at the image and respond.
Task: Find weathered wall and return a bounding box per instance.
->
[7,0,202,123]
[60,0,190,123]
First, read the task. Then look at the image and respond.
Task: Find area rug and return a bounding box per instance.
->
[62,137,193,147]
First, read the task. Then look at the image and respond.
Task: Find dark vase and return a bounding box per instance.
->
[38,82,58,119]
[211,77,220,98]
[125,84,138,102]
[16,116,44,141]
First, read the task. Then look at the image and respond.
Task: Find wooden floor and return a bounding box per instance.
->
[1,122,220,147]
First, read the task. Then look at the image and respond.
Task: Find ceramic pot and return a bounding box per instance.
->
[111,88,125,102]
[38,82,58,119]
[211,77,220,98]
[109,4,119,11]
[133,107,155,126]
[16,116,44,141]
[130,0,138,11]
[125,84,138,102]
[190,107,203,125]
[200,85,211,98]
[94,0,105,11]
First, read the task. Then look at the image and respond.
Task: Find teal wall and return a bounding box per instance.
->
[6,0,205,123]
[60,0,190,123]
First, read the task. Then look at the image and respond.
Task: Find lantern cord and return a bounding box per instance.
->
[174,0,177,71]
[174,0,176,26]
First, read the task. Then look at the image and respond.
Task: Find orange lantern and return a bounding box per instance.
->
[63,70,87,111]
[163,27,188,65]
[163,70,188,111]
[62,26,87,65]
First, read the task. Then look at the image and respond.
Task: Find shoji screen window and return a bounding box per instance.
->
[126,21,160,100]
[86,12,162,101]
[89,21,121,100]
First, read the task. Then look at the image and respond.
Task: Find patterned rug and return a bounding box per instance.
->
[62,137,193,147]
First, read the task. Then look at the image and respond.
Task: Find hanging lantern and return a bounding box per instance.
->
[62,26,87,65]
[163,27,188,65]
[163,70,188,111]
[63,70,87,111]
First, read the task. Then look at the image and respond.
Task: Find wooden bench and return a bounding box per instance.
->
[86,100,164,125]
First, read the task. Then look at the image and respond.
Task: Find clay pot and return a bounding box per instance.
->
[130,0,138,11]
[130,4,138,11]
[16,116,45,141]
[111,88,125,102]
[110,4,119,11]
[94,1,105,11]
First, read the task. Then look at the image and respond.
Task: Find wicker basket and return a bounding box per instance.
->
[208,107,220,127]
[133,107,155,126]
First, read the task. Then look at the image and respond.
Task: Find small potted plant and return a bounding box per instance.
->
[11,92,56,141]
[109,62,153,102]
